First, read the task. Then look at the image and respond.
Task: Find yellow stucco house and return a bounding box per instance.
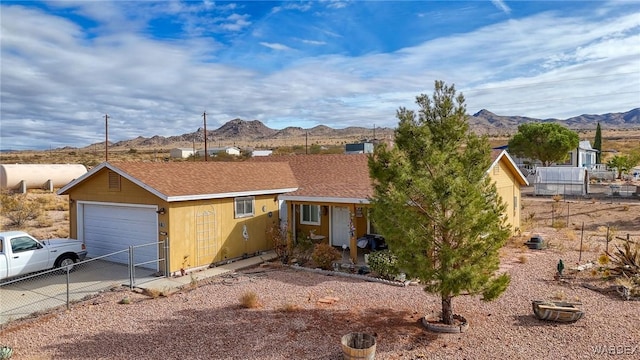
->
[255,151,528,262]
[57,150,527,274]
[58,161,297,275]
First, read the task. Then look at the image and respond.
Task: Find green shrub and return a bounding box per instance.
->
[367,250,399,280]
[311,243,341,270]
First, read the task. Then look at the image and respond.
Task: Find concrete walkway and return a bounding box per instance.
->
[135,251,278,292]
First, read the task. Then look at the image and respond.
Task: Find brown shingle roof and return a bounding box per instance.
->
[59,161,299,201]
[251,154,373,200]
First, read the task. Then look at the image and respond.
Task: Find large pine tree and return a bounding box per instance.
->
[368,81,511,325]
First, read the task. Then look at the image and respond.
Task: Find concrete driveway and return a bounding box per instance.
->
[0,259,157,325]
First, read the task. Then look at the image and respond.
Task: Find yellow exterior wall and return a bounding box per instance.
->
[167,195,280,272]
[292,202,330,241]
[65,168,281,274]
[488,158,522,233]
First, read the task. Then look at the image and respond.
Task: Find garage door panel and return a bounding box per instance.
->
[82,204,158,269]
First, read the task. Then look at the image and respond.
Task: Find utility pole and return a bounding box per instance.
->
[202,111,208,162]
[104,114,110,162]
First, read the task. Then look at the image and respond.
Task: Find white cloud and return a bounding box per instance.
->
[491,0,511,15]
[259,42,293,51]
[0,2,638,150]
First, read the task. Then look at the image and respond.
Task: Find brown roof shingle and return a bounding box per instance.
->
[250,154,373,200]
[107,161,298,199]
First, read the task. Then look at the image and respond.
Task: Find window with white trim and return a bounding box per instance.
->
[300,204,321,225]
[234,197,254,218]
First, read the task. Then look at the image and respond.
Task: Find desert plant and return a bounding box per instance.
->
[311,243,341,270]
[552,194,562,202]
[267,221,291,264]
[517,255,528,264]
[605,241,639,277]
[240,291,260,308]
[0,193,44,227]
[367,250,399,280]
[0,345,13,360]
[292,232,314,265]
[551,290,566,300]
[189,272,198,288]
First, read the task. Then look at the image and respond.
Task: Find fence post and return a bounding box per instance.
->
[66,266,70,310]
[579,222,584,263]
[129,246,134,289]
[605,226,610,254]
[566,202,569,227]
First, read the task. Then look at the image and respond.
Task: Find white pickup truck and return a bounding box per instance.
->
[0,231,87,280]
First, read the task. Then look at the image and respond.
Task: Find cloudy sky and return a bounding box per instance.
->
[1,0,639,150]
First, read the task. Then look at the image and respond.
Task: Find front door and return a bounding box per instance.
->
[331,206,351,248]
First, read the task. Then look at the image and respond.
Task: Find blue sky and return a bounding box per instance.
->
[1,0,639,150]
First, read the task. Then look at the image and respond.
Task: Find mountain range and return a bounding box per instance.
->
[100,108,639,150]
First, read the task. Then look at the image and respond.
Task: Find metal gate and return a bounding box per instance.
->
[196,207,219,266]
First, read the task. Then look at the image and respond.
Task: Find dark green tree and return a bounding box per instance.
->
[368,81,511,325]
[594,122,602,164]
[508,123,579,166]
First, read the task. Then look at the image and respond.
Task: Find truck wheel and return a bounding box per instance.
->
[56,255,76,273]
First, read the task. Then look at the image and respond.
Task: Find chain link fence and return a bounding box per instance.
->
[0,241,167,326]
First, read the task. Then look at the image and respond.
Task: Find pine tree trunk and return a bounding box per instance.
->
[441,295,454,325]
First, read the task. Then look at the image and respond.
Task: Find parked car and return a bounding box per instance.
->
[0,231,87,280]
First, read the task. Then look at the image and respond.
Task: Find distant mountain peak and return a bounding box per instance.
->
[473,109,496,117]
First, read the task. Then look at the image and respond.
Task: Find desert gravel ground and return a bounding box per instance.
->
[1,201,639,360]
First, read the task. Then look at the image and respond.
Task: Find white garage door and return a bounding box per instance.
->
[80,203,158,269]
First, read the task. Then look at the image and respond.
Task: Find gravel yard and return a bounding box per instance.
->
[1,200,639,359]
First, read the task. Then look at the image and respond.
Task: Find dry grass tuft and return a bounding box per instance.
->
[279,302,301,312]
[551,290,566,300]
[240,291,261,309]
[517,255,528,264]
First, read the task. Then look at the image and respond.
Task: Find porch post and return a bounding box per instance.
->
[349,204,357,263]
[287,203,294,249]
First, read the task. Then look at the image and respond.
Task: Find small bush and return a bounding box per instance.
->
[518,255,528,264]
[0,193,44,227]
[268,221,291,264]
[311,243,341,270]
[552,220,566,229]
[552,194,562,202]
[367,250,399,280]
[292,232,314,266]
[240,291,260,309]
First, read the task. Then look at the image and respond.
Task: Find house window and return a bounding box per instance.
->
[301,204,321,225]
[513,196,518,216]
[108,171,121,191]
[235,197,254,218]
[493,164,500,175]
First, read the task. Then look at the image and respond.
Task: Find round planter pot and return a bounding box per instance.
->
[422,313,469,333]
[341,332,376,360]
